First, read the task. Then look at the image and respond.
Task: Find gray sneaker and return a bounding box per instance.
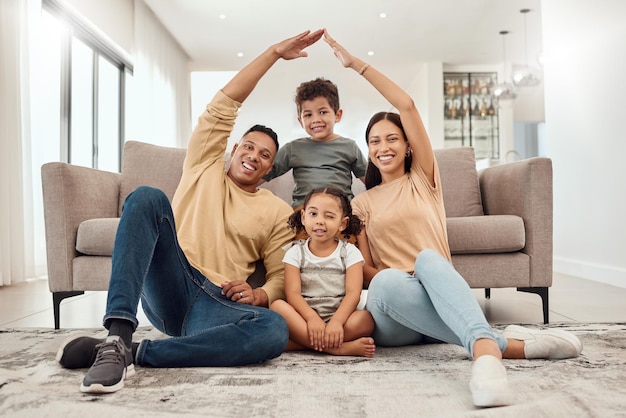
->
[56,331,107,369]
[79,336,135,394]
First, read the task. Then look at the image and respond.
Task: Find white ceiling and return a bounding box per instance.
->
[144,0,544,73]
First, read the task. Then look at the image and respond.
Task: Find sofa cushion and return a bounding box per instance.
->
[73,256,112,290]
[76,218,120,256]
[119,141,187,214]
[447,215,525,254]
[434,147,484,217]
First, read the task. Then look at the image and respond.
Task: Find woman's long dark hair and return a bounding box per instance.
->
[364,111,412,190]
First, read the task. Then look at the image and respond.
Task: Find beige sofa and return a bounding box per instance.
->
[42,141,553,329]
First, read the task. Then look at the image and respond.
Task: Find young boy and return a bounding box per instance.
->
[263,78,367,209]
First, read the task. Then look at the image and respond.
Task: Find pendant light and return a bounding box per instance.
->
[491,30,517,106]
[512,8,542,87]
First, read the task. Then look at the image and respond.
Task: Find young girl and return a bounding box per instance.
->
[270,187,375,357]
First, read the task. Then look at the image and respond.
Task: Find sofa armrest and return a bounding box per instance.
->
[478,157,553,286]
[41,162,121,292]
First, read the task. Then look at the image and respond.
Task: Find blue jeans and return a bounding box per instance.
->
[365,249,507,357]
[104,186,288,367]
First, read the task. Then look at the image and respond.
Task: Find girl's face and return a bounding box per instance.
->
[301,194,348,242]
[367,119,409,183]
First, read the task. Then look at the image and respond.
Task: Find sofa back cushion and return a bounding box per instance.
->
[119,141,187,214]
[434,147,484,217]
[263,147,483,217]
[118,142,483,219]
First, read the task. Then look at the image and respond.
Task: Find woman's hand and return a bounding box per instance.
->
[323,30,356,69]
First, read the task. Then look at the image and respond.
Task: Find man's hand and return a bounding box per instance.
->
[221,280,268,307]
[274,29,324,61]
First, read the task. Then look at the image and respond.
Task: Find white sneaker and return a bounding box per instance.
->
[469,355,514,407]
[503,325,583,359]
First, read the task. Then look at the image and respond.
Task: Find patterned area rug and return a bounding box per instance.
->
[1,323,625,417]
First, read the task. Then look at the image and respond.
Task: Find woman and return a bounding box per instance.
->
[323,30,582,408]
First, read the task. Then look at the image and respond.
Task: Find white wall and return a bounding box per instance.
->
[542,0,626,287]
[404,62,444,150]
[189,49,419,158]
[61,0,133,57]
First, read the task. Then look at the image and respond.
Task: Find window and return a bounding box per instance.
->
[40,0,132,171]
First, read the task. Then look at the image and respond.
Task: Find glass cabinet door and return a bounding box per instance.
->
[443,72,499,159]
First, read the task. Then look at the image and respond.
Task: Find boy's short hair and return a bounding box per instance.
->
[295,78,340,114]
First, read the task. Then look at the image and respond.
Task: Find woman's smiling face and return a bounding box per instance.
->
[367,119,409,183]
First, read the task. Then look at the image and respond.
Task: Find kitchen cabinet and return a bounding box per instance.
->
[443,72,499,159]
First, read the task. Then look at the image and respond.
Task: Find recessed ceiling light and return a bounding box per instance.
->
[237,52,243,58]
[219,14,226,19]
[368,51,374,56]
[379,12,387,18]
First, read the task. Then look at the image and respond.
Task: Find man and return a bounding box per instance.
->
[56,29,324,394]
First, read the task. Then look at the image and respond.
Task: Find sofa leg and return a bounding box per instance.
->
[484,288,491,299]
[52,291,85,329]
[517,287,549,324]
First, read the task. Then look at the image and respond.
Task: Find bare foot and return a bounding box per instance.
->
[325,337,376,358]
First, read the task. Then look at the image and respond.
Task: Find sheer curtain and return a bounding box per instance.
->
[128,0,191,148]
[0,0,190,287]
[0,0,38,286]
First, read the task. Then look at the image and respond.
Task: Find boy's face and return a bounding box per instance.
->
[297,96,343,142]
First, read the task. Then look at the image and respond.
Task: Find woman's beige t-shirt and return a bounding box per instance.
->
[351,159,451,273]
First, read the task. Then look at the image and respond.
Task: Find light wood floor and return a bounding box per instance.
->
[1,273,625,329]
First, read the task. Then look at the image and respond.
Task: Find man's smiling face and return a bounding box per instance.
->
[227,131,276,193]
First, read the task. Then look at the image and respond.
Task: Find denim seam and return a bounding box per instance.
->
[180,286,206,336]
[198,280,263,317]
[136,338,148,365]
[103,312,139,330]
[175,280,261,339]
[140,213,200,335]
[415,277,496,356]
[413,254,499,356]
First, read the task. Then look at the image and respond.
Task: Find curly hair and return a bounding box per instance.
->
[287,187,363,239]
[295,78,340,115]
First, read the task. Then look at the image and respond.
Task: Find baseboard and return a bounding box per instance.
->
[554,256,626,288]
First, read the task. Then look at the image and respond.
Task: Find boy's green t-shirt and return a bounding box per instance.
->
[263,137,367,207]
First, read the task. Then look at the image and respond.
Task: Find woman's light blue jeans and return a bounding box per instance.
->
[365,249,507,357]
[103,186,288,367]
